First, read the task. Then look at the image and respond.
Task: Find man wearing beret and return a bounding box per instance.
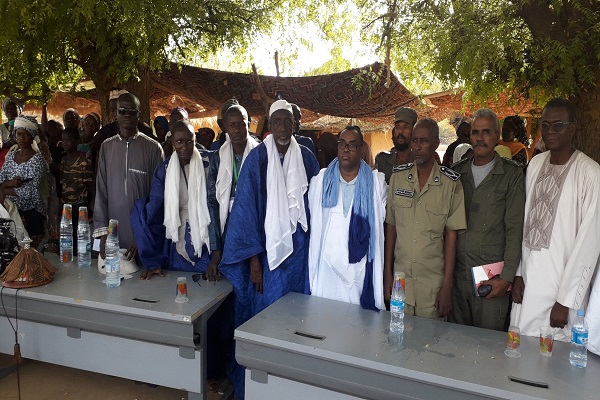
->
[375,107,418,184]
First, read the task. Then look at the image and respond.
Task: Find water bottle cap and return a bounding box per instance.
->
[577,309,585,317]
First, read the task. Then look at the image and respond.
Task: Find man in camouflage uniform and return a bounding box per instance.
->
[384,118,466,319]
[375,107,418,184]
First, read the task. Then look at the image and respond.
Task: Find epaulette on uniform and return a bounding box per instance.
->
[439,165,461,181]
[375,150,392,160]
[392,163,414,173]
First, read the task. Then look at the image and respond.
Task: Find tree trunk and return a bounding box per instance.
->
[572,72,600,162]
[86,65,150,126]
[122,66,151,126]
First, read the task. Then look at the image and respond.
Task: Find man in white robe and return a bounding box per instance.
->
[308,126,387,310]
[510,98,600,342]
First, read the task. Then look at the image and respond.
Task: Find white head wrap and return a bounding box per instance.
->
[13,115,38,137]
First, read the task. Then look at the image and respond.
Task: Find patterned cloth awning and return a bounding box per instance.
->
[150,62,418,120]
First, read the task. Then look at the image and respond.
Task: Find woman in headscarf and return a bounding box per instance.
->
[499,115,529,166]
[0,115,49,237]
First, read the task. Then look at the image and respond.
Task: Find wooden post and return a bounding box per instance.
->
[251,63,272,117]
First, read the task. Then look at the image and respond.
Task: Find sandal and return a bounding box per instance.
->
[207,379,219,393]
[218,378,232,395]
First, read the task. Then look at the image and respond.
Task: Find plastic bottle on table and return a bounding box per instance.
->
[59,204,73,265]
[390,271,405,333]
[105,219,121,288]
[569,309,588,368]
[77,206,91,268]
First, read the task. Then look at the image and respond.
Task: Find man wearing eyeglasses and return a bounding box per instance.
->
[93,93,164,263]
[449,108,525,331]
[384,118,466,320]
[510,98,600,342]
[307,126,387,310]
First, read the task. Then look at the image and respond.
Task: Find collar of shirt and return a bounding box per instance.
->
[117,131,140,141]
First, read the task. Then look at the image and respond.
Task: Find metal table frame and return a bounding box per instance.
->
[0,256,232,400]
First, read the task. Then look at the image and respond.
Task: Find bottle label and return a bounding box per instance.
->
[572,330,588,345]
[78,241,91,253]
[390,299,404,313]
[60,237,73,248]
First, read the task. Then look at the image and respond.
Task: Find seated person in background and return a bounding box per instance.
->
[60,128,94,251]
[131,120,211,278]
[0,115,49,237]
[308,126,387,310]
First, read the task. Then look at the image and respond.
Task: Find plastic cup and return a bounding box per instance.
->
[175,277,189,303]
[539,327,556,357]
[504,326,521,358]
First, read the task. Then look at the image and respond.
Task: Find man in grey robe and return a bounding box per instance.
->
[93,93,164,259]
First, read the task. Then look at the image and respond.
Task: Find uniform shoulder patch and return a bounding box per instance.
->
[392,163,414,173]
[439,165,461,181]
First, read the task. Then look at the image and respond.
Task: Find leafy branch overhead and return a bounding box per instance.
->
[0,0,275,102]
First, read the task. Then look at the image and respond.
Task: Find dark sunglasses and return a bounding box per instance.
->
[118,107,139,116]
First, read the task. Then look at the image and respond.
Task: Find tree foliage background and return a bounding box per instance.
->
[0,0,273,121]
[2,0,600,158]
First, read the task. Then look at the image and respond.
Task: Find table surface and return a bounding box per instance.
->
[1,254,232,324]
[236,292,600,400]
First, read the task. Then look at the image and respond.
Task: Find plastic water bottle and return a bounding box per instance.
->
[59,204,73,265]
[77,207,91,268]
[569,309,588,368]
[390,272,405,333]
[105,219,121,288]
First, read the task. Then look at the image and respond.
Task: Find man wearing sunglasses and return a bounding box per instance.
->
[511,98,600,342]
[93,93,164,264]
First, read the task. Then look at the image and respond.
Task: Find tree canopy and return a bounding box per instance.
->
[0,0,273,120]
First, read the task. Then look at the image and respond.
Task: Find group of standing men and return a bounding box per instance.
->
[91,92,600,399]
[382,99,600,347]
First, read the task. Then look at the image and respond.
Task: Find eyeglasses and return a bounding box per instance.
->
[540,121,573,132]
[118,108,139,116]
[337,141,363,151]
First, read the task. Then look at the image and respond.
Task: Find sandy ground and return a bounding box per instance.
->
[0,354,226,400]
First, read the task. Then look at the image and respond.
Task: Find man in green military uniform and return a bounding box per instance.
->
[384,118,467,319]
[374,107,418,184]
[450,108,525,330]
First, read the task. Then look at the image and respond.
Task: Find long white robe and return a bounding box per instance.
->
[308,169,387,310]
[511,151,600,342]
